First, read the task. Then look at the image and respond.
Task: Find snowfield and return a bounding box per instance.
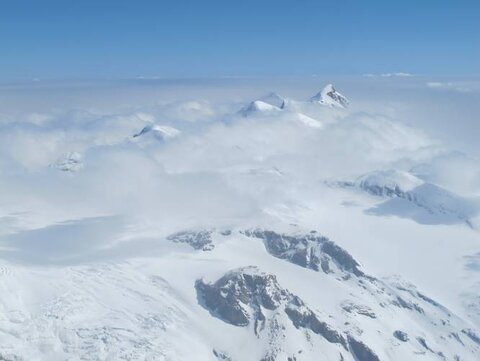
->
[0,77,479,360]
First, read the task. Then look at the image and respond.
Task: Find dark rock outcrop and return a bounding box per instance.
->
[348,336,381,361]
[196,266,345,348]
[167,230,214,251]
[461,329,480,346]
[195,267,289,326]
[393,330,409,342]
[285,300,347,347]
[342,301,376,319]
[213,349,233,361]
[243,229,364,277]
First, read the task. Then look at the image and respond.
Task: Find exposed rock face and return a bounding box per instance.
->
[196,267,289,327]
[347,336,381,361]
[391,295,425,314]
[310,84,349,108]
[341,301,376,319]
[461,328,480,346]
[285,300,347,347]
[336,169,479,226]
[393,330,409,342]
[191,231,480,361]
[353,170,422,198]
[357,180,413,199]
[243,229,364,277]
[417,336,435,353]
[52,152,83,172]
[167,230,214,251]
[213,349,233,361]
[196,266,345,348]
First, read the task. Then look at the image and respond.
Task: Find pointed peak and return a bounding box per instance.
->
[310,84,349,108]
[133,124,180,141]
[322,83,336,93]
[240,100,280,117]
[258,92,287,109]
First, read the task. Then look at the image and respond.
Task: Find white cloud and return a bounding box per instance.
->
[363,72,413,78]
[0,77,477,232]
[426,81,472,93]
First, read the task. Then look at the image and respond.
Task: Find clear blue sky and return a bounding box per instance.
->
[0,0,479,80]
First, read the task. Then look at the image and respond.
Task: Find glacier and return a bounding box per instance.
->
[0,77,479,360]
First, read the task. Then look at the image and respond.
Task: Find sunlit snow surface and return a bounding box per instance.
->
[0,77,479,360]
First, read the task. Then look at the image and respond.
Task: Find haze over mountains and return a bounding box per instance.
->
[0,76,479,360]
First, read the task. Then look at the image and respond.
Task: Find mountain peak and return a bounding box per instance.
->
[258,92,286,109]
[132,124,180,141]
[310,84,349,108]
[240,100,280,117]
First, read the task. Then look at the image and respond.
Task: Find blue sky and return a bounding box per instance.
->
[0,0,479,80]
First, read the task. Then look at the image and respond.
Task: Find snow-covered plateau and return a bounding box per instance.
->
[0,77,479,361]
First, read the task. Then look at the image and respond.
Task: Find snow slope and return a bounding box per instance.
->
[258,92,287,109]
[0,80,479,360]
[335,169,480,227]
[132,124,181,141]
[0,228,479,360]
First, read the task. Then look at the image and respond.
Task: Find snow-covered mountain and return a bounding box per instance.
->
[336,169,480,227]
[240,100,281,117]
[132,124,181,141]
[196,229,480,361]
[0,79,479,361]
[2,228,478,361]
[238,93,323,128]
[258,92,287,109]
[310,84,349,108]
